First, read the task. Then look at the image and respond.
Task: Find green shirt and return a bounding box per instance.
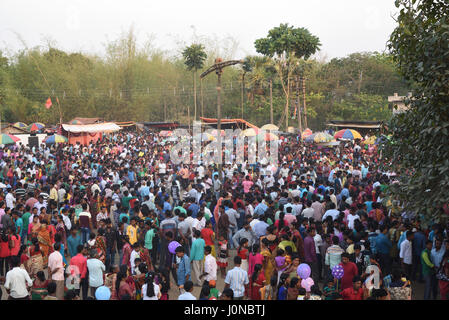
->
[144,229,155,250]
[21,212,31,234]
[421,248,435,276]
[122,196,133,209]
[208,288,219,299]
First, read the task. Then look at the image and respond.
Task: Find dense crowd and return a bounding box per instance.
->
[0,129,448,301]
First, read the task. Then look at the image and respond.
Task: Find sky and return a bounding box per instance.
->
[0,0,399,60]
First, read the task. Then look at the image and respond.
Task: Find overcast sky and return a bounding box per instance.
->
[0,0,399,60]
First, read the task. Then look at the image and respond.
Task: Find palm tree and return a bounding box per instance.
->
[182,44,207,121]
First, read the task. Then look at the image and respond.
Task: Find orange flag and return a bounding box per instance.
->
[45,97,52,109]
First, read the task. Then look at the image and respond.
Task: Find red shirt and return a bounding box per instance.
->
[70,253,88,279]
[201,228,214,246]
[340,262,359,290]
[0,241,10,258]
[9,235,21,256]
[341,287,364,300]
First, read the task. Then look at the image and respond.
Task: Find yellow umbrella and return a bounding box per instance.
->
[261,124,279,131]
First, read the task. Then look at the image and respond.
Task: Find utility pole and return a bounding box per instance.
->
[296,76,303,134]
[200,58,243,192]
[241,72,245,119]
[302,77,307,129]
[269,79,273,124]
[200,78,204,118]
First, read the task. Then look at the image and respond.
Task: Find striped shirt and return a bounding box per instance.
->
[224,266,249,298]
[15,188,26,199]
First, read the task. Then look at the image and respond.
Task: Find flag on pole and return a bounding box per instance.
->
[45,97,52,109]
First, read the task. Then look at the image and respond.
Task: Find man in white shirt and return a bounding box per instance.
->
[87,250,106,297]
[224,256,249,300]
[302,201,315,219]
[130,243,141,275]
[400,231,414,279]
[5,189,16,210]
[202,246,217,283]
[347,209,360,230]
[178,281,197,300]
[48,243,65,300]
[4,256,33,300]
[322,203,341,221]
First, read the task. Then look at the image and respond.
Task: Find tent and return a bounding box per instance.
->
[62,122,121,145]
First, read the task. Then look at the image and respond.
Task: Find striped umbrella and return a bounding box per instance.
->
[13,122,27,129]
[29,122,45,132]
[0,133,20,145]
[44,134,68,144]
[334,129,362,140]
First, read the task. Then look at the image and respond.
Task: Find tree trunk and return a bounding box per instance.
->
[193,70,197,121]
[200,78,204,118]
[241,72,245,119]
[303,77,307,129]
[270,79,273,124]
[296,76,302,134]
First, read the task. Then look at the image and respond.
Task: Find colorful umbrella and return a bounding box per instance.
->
[301,128,313,139]
[0,133,20,145]
[261,124,279,131]
[29,122,45,132]
[305,132,334,143]
[13,122,27,129]
[44,134,68,144]
[334,129,362,140]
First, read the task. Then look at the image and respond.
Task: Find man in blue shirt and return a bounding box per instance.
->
[375,225,392,275]
[412,227,426,281]
[190,230,205,286]
[253,197,268,217]
[174,246,191,291]
[254,215,269,238]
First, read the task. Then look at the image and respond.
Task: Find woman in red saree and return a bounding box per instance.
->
[249,264,265,300]
[37,221,53,266]
[95,230,107,263]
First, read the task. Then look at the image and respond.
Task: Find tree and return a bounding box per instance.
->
[255,23,321,130]
[182,43,207,120]
[380,0,449,224]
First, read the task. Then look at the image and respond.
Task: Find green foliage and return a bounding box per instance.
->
[0,27,409,130]
[182,44,207,72]
[380,0,449,224]
[254,23,321,59]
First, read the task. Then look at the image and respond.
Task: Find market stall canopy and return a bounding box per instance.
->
[62,122,121,133]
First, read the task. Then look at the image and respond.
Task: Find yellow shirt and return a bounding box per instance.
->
[127,225,138,245]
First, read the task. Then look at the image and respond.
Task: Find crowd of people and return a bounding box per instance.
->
[0,129,448,301]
